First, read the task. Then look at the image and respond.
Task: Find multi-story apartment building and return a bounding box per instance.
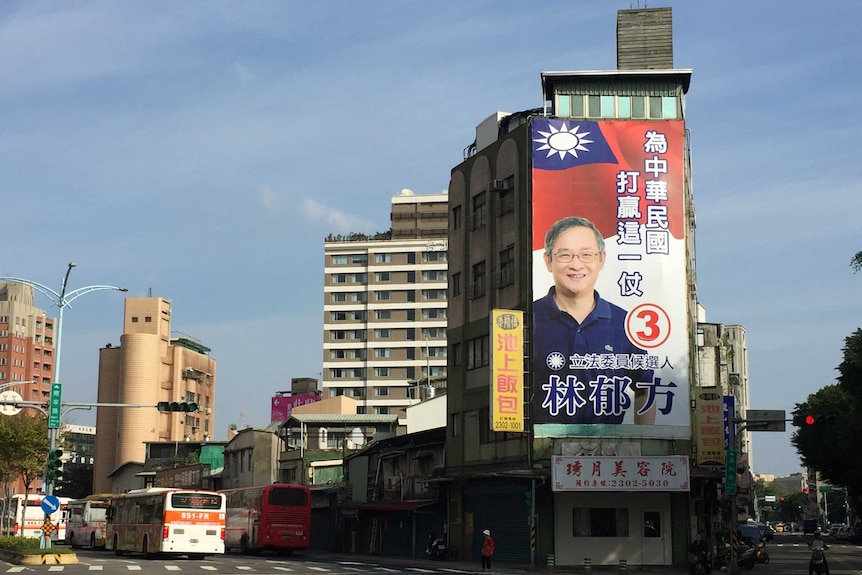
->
[57,424,96,498]
[322,190,448,420]
[0,281,55,399]
[443,7,699,568]
[92,297,216,493]
[0,281,56,495]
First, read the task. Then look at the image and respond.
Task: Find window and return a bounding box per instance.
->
[374,368,390,377]
[375,348,391,358]
[351,368,366,378]
[499,187,514,215]
[351,273,367,283]
[600,95,614,118]
[145,316,152,323]
[330,369,347,378]
[352,254,368,264]
[643,511,662,538]
[131,317,139,323]
[374,407,390,415]
[349,349,366,359]
[350,330,367,340]
[375,272,391,282]
[332,273,347,284]
[632,96,646,118]
[375,253,392,263]
[649,96,662,119]
[331,255,348,265]
[557,94,571,116]
[375,386,390,396]
[499,246,514,287]
[375,310,391,320]
[422,289,446,300]
[661,96,677,119]
[332,292,347,302]
[423,270,446,281]
[588,95,600,117]
[330,349,346,359]
[424,251,446,262]
[618,96,631,118]
[572,508,630,537]
[375,329,391,339]
[331,330,347,340]
[451,272,461,297]
[467,335,490,369]
[352,311,366,321]
[376,291,391,301]
[331,311,347,321]
[422,328,442,338]
[471,260,486,299]
[351,292,367,302]
[452,205,462,230]
[422,309,446,319]
[450,413,461,437]
[471,192,487,230]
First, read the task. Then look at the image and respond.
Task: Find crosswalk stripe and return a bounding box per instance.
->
[272,569,294,572]
[237,567,255,571]
[48,568,64,572]
[89,567,104,571]
[165,566,182,571]
[406,569,436,573]
[128,566,142,571]
[200,567,218,571]
[307,567,330,572]
[6,568,26,573]
[373,569,401,573]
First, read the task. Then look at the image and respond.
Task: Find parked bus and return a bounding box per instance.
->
[2,494,70,542]
[105,488,225,558]
[65,495,113,548]
[221,484,310,555]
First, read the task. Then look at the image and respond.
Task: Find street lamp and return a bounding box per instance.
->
[0,263,127,497]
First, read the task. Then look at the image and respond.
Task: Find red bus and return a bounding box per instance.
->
[221,484,310,555]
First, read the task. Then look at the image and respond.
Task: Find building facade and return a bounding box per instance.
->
[322,190,449,421]
[92,297,217,493]
[0,282,55,402]
[444,7,698,568]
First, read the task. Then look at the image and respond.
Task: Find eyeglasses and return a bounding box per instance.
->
[552,251,600,263]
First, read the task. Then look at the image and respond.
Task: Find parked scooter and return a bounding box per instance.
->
[425,533,446,560]
[737,544,757,570]
[754,541,769,564]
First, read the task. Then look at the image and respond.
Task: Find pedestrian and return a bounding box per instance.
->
[481,529,494,571]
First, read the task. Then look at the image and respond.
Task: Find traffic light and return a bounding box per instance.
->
[792,413,836,426]
[157,401,198,412]
[46,448,64,481]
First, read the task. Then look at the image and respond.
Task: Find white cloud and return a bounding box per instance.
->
[258,185,280,214]
[300,197,376,234]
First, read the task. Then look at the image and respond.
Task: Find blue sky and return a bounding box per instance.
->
[1,1,860,477]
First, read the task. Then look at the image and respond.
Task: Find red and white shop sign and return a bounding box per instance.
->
[552,455,690,492]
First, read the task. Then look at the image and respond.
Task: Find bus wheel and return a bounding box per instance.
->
[113,536,125,556]
[240,535,250,555]
[142,536,153,559]
[90,533,97,548]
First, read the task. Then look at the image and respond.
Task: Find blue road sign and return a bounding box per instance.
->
[41,494,60,514]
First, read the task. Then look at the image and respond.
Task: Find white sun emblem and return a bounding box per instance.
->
[546,352,566,371]
[534,123,594,159]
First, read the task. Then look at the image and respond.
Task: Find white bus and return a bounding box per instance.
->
[105,488,225,558]
[2,494,70,542]
[65,495,112,548]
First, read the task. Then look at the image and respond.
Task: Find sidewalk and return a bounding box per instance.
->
[303,551,689,575]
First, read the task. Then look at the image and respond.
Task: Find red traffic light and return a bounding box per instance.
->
[804,415,816,425]
[779,497,785,501]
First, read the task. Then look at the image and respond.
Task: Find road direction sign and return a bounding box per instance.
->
[764,495,777,502]
[819,486,833,493]
[48,383,62,428]
[725,450,738,496]
[0,390,23,416]
[40,494,60,514]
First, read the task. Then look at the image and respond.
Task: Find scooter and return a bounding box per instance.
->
[754,541,769,564]
[424,533,446,560]
[737,544,757,570]
[810,547,829,575]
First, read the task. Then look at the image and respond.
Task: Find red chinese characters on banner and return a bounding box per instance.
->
[491,310,524,432]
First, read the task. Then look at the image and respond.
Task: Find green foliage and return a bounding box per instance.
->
[0,535,42,552]
[852,250,862,273]
[0,414,50,490]
[54,465,94,499]
[792,328,862,516]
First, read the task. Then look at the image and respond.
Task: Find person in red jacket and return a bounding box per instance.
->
[481,529,494,571]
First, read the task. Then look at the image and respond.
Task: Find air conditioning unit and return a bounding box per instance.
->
[491,179,509,191]
[205,407,212,414]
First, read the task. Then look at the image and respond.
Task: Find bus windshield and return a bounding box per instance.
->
[268,486,308,507]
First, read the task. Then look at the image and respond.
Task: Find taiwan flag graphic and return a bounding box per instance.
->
[530,118,685,252]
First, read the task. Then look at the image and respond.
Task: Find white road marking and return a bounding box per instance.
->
[165,566,182,571]
[89,567,104,571]
[200,567,218,571]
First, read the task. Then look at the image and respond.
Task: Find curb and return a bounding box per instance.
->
[0,549,79,565]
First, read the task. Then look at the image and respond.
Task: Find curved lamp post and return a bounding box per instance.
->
[0,263,127,498]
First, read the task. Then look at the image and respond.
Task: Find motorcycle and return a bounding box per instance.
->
[424,533,446,560]
[687,550,709,575]
[810,546,829,575]
[754,541,769,564]
[737,544,757,570]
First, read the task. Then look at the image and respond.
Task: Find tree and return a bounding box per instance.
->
[852,250,862,273]
[0,413,50,533]
[792,329,862,516]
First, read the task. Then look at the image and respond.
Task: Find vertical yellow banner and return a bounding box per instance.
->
[491,309,524,432]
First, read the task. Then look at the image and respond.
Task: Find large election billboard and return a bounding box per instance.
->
[531,119,689,436]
